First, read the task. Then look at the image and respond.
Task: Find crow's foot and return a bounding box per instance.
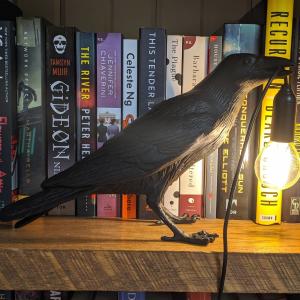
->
[161,230,218,246]
[156,210,200,225]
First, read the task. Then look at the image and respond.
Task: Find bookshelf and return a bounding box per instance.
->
[2,0,300,295]
[0,217,300,293]
[16,0,263,36]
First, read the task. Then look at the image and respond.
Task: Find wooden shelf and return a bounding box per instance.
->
[0,217,299,293]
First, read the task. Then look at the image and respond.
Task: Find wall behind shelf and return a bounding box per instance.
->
[15,0,272,37]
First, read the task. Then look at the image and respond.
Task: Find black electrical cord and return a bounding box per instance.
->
[217,68,281,300]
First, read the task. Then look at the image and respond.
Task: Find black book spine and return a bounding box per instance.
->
[137,28,166,220]
[138,28,166,116]
[46,26,76,215]
[0,291,14,300]
[0,21,17,209]
[17,17,46,196]
[282,18,300,222]
[76,32,97,217]
[16,17,47,196]
[216,24,261,220]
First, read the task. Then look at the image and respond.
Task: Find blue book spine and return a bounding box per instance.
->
[216,24,261,219]
[118,292,145,300]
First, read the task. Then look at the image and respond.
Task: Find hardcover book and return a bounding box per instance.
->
[0,21,17,210]
[16,17,46,197]
[96,32,122,217]
[137,28,166,219]
[46,26,76,215]
[163,35,183,216]
[255,0,294,225]
[179,36,208,218]
[204,35,222,219]
[76,32,97,217]
[138,28,166,116]
[122,39,138,219]
[282,18,300,222]
[216,24,261,220]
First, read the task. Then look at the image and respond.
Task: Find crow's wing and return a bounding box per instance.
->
[43,92,218,189]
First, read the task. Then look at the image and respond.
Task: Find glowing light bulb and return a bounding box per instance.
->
[254,141,300,190]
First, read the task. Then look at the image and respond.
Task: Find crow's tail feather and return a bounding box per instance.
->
[0,187,85,222]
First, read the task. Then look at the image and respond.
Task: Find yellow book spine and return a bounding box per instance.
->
[256,0,294,225]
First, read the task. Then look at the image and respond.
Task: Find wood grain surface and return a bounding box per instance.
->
[0,217,300,292]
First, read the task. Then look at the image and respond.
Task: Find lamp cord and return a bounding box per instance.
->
[217,69,281,300]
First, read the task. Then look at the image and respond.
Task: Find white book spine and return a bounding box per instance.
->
[205,36,222,219]
[163,35,183,216]
[122,39,138,126]
[179,36,208,217]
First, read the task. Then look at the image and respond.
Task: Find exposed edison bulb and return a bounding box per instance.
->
[254,141,300,190]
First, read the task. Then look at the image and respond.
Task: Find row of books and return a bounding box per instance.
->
[2,290,298,300]
[0,1,299,223]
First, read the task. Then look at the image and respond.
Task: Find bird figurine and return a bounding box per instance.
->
[0,53,291,245]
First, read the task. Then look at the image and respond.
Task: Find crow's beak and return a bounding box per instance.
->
[258,56,294,77]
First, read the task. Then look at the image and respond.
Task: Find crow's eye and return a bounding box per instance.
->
[244,57,254,65]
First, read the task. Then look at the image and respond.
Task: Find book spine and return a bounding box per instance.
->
[282,18,300,222]
[179,36,208,218]
[46,26,76,215]
[0,291,14,300]
[16,17,46,197]
[43,291,69,300]
[118,292,145,300]
[122,39,138,219]
[96,32,122,218]
[204,35,222,219]
[15,292,42,300]
[216,24,261,220]
[255,0,294,225]
[186,293,211,300]
[138,28,166,116]
[163,35,183,216]
[75,32,97,217]
[137,28,166,219]
[0,22,17,210]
